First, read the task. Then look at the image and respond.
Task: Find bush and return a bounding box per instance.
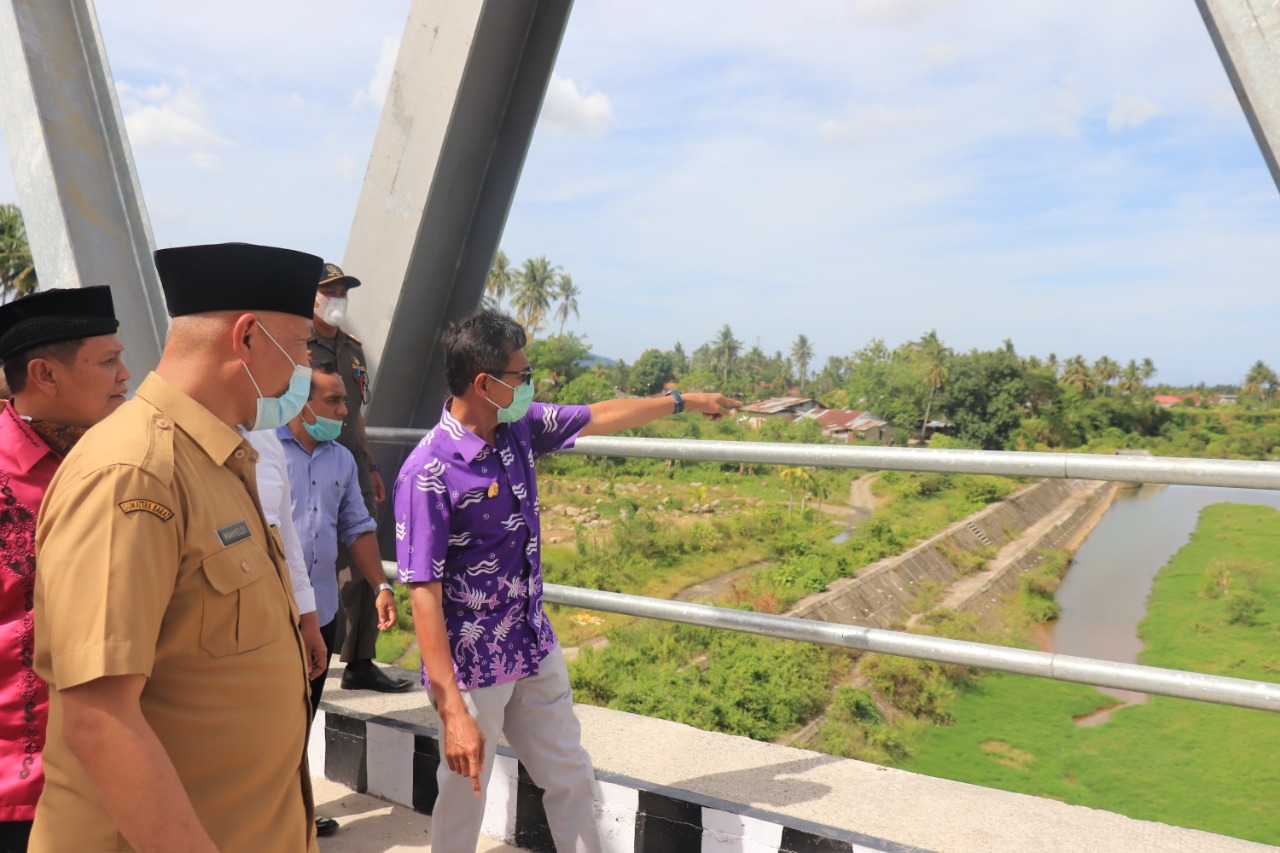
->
[1226,590,1265,626]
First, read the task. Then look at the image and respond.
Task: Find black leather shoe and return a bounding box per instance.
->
[340,664,415,693]
[315,816,339,837]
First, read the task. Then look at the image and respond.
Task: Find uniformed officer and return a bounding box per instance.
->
[31,243,321,852]
[309,263,412,692]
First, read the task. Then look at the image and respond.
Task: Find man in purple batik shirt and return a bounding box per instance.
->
[395,311,738,852]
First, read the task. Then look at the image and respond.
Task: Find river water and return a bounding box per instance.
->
[1048,483,1280,723]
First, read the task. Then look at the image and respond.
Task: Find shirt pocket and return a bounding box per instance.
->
[198,539,283,657]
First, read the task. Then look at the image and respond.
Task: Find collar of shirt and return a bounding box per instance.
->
[440,398,495,464]
[135,373,250,467]
[0,399,55,476]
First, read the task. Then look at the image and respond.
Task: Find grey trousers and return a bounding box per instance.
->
[431,646,602,852]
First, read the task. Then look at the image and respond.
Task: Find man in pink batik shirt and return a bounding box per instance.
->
[0,287,126,852]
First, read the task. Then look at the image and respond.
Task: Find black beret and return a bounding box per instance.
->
[0,286,119,361]
[154,242,323,318]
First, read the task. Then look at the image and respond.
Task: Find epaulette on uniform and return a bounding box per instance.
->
[344,331,363,345]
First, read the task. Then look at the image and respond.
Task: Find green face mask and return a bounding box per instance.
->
[302,404,344,442]
[487,375,534,424]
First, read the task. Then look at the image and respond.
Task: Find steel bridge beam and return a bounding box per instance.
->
[342,0,574,430]
[1197,0,1280,194]
[0,0,166,375]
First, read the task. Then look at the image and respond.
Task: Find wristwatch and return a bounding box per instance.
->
[665,388,685,415]
[374,582,393,595]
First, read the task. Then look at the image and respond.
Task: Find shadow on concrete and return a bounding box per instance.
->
[672,754,844,809]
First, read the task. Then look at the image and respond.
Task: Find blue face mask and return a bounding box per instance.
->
[243,324,313,431]
[487,375,535,424]
[302,404,344,442]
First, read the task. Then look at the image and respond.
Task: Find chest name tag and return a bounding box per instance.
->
[118,499,174,522]
[216,520,252,547]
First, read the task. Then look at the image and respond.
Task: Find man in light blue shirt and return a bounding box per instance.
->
[278,361,400,725]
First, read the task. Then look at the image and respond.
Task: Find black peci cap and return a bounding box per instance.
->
[153,242,323,318]
[0,286,119,361]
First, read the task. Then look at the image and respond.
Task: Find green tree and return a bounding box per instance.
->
[937,348,1028,449]
[512,255,560,334]
[790,334,814,386]
[629,349,676,396]
[483,248,512,311]
[710,325,741,387]
[553,272,580,335]
[525,333,591,393]
[557,372,616,405]
[1243,360,1278,407]
[1119,360,1144,395]
[1062,355,1094,395]
[0,204,37,299]
[1140,357,1157,384]
[1094,355,1119,396]
[917,329,950,435]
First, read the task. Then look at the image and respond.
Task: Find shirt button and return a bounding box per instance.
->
[240,561,251,572]
[156,419,171,430]
[234,449,246,459]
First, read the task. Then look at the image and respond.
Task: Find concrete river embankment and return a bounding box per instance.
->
[790,477,1117,629]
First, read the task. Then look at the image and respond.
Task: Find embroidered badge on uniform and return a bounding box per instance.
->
[118,499,175,521]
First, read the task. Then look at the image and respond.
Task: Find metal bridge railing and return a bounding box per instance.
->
[372,429,1280,713]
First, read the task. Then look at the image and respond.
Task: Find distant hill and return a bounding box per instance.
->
[579,353,616,367]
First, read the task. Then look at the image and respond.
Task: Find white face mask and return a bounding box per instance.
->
[315,294,347,326]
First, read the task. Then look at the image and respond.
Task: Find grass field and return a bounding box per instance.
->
[898,503,1280,845]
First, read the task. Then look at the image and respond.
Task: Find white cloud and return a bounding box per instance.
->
[539,75,616,137]
[1108,93,1163,132]
[352,36,399,109]
[851,0,952,25]
[116,79,228,169]
[820,105,942,144]
[1045,80,1086,139]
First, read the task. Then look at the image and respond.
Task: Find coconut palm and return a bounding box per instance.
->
[1093,355,1119,395]
[1119,360,1144,394]
[710,325,741,386]
[1140,357,1157,384]
[553,272,580,335]
[790,333,814,386]
[918,329,950,435]
[1243,360,1278,404]
[512,255,560,334]
[1062,355,1094,393]
[0,204,38,300]
[483,249,512,311]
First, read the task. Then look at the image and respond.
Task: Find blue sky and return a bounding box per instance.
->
[2,0,1278,386]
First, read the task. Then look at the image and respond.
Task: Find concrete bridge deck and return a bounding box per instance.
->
[313,662,1274,853]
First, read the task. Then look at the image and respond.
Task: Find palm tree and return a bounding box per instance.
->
[512,255,560,334]
[553,272,580,335]
[1119,360,1143,394]
[790,334,814,386]
[1093,355,1119,395]
[710,325,741,386]
[1046,353,1059,376]
[1140,357,1157,384]
[918,329,949,435]
[0,204,38,300]
[1062,355,1094,393]
[483,249,512,311]
[1244,360,1278,404]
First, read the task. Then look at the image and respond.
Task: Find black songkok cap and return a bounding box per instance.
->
[0,286,119,361]
[153,242,323,319]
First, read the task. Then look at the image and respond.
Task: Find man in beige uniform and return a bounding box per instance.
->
[31,243,322,853]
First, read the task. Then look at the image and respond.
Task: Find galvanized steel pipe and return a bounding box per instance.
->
[367,429,1280,490]
[544,584,1280,714]
[380,561,1280,713]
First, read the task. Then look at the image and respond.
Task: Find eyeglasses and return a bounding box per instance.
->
[488,368,534,386]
